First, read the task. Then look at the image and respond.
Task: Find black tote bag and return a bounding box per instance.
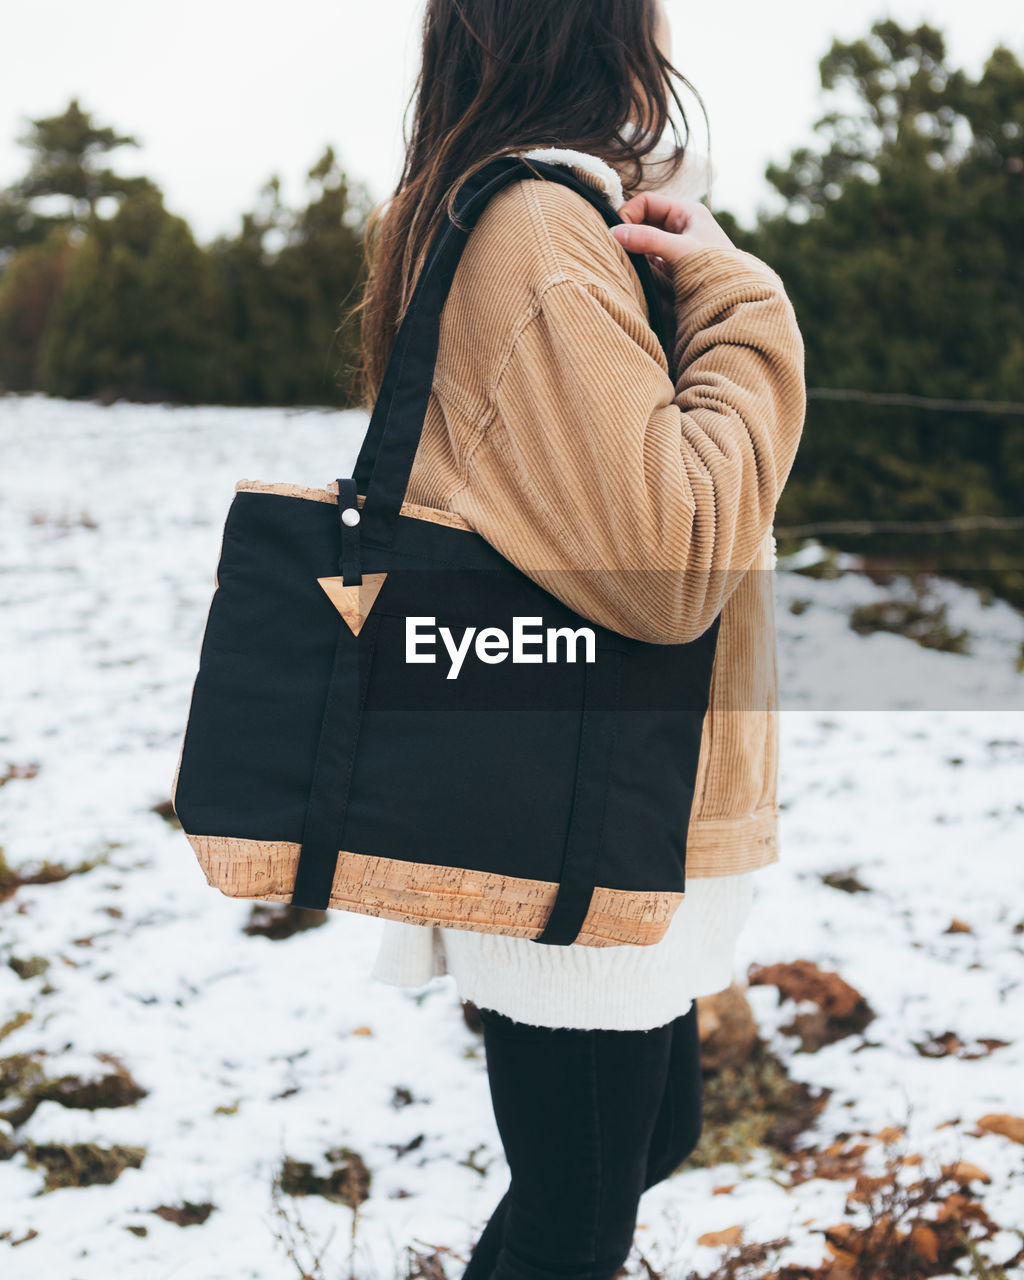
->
[171,155,721,948]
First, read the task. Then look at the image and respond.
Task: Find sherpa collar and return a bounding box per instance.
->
[519,137,712,210]
[520,146,627,209]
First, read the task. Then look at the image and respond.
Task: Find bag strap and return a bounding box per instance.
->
[353,155,672,550]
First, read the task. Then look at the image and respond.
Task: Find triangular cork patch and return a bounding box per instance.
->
[317,572,388,636]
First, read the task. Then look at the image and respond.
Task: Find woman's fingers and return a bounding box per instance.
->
[609,221,690,260]
[617,191,695,234]
[610,194,736,262]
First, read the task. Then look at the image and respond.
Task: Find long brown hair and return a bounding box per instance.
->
[350,0,706,409]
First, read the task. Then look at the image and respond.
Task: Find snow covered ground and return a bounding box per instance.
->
[1,393,1022,1279]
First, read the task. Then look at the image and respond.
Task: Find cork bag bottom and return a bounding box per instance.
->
[185,833,683,948]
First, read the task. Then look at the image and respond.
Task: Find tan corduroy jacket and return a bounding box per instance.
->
[397,154,807,882]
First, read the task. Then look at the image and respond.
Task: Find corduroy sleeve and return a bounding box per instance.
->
[451,243,806,644]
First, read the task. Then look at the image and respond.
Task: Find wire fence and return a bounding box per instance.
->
[806,388,1024,415]
[775,514,1024,537]
[784,387,1023,537]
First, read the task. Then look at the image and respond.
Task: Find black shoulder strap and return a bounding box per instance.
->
[354,155,671,550]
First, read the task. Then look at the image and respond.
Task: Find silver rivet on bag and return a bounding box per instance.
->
[341,508,360,526]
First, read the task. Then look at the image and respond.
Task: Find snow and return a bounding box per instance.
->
[1,392,1022,1278]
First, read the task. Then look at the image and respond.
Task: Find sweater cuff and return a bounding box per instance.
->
[671,246,785,305]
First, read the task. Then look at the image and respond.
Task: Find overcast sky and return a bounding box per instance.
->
[3,0,1019,241]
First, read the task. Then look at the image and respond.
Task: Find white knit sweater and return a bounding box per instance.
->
[367,142,763,1032]
[370,874,757,1031]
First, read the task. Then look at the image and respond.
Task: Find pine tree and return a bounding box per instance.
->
[0,97,165,385]
[0,227,75,389]
[206,149,369,405]
[37,188,220,403]
[731,22,1024,603]
[12,97,156,229]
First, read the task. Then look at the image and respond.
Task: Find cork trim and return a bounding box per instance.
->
[234,478,474,532]
[184,832,683,947]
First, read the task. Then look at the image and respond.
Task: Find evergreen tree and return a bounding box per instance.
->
[206,149,369,405]
[205,175,300,405]
[37,188,220,402]
[0,190,48,264]
[0,227,75,389]
[273,146,368,404]
[732,22,1024,601]
[0,97,163,379]
[12,97,156,230]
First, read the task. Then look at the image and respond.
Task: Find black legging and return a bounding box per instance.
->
[461,999,703,1280]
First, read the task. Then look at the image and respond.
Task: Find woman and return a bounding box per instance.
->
[355,0,806,1274]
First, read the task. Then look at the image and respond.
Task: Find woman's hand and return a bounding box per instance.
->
[609,193,735,280]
